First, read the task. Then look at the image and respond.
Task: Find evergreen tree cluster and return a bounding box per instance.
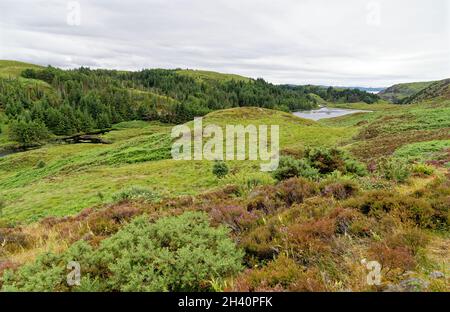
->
[282,85,379,104]
[0,66,379,145]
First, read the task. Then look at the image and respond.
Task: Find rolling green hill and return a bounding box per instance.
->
[1,100,448,292]
[404,78,450,104]
[0,107,355,223]
[0,63,321,145]
[0,60,43,78]
[175,69,251,82]
[0,60,448,293]
[379,80,436,103]
[0,61,381,156]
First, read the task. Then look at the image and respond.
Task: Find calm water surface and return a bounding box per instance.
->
[293,107,372,121]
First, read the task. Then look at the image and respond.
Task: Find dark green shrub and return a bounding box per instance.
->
[1,240,96,292]
[96,212,244,291]
[348,217,375,237]
[272,156,299,180]
[273,151,366,181]
[8,119,49,147]
[343,158,368,177]
[1,212,244,292]
[306,147,367,176]
[272,156,319,181]
[306,148,346,174]
[35,160,46,169]
[212,160,229,178]
[428,197,450,230]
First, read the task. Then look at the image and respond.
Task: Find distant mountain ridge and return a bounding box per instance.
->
[379,80,437,103]
[403,78,450,104]
[378,78,450,104]
[332,86,385,93]
[284,84,385,93]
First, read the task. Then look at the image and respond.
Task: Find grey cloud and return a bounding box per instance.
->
[0,0,449,87]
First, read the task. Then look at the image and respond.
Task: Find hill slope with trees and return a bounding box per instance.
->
[0,61,380,148]
[379,80,436,103]
[403,79,450,104]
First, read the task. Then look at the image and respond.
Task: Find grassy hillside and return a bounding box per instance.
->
[176,69,251,82]
[321,100,450,161]
[1,99,448,292]
[0,108,358,223]
[308,93,328,106]
[0,60,51,91]
[0,64,323,144]
[0,60,43,78]
[404,79,450,104]
[379,80,436,103]
[0,62,448,293]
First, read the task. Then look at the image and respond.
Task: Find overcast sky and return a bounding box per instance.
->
[0,0,449,87]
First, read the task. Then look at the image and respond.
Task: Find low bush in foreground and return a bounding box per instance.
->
[273,148,367,182]
[1,212,244,291]
[306,147,368,176]
[231,255,326,292]
[2,161,448,292]
[212,160,229,178]
[345,190,441,229]
[272,156,319,181]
